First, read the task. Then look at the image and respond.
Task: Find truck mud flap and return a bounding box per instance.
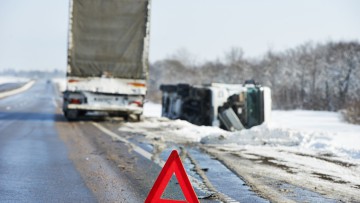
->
[218,107,244,131]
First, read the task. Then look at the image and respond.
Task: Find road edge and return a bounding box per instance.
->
[0,80,36,99]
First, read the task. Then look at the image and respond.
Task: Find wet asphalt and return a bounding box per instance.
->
[0,81,96,202]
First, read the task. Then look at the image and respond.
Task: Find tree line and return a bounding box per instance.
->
[147,41,360,124]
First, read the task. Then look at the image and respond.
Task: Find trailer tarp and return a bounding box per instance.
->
[68,0,150,79]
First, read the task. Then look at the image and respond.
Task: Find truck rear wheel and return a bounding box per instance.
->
[64,109,78,121]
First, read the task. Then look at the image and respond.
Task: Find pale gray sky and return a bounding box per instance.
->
[0,0,359,71]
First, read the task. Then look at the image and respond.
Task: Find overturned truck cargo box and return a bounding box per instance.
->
[160,82,271,131]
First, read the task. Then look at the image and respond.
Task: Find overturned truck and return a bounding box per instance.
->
[160,81,271,131]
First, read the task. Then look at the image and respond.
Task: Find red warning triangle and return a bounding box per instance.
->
[145,150,199,203]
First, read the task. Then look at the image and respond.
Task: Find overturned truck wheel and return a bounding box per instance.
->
[135,113,143,122]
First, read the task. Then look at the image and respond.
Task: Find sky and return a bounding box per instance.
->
[0,0,359,71]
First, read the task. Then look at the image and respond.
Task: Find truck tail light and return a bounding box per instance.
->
[130,101,143,107]
[128,82,146,87]
[68,79,80,83]
[70,99,81,104]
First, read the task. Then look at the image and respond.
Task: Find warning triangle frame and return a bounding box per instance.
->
[145,150,199,203]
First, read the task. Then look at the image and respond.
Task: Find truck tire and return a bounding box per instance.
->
[64,109,78,121]
[78,110,87,117]
[136,114,143,122]
[123,114,129,122]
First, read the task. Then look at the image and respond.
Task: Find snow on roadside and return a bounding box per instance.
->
[52,78,66,92]
[202,121,360,160]
[119,117,228,143]
[122,102,227,143]
[270,110,360,159]
[143,102,162,117]
[0,76,29,84]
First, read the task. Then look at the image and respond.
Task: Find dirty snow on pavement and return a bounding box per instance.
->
[121,103,360,201]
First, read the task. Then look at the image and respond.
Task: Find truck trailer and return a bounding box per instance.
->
[63,0,151,120]
[160,81,271,131]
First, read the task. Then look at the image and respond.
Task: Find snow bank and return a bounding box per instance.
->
[203,111,360,159]
[201,124,309,146]
[125,102,226,142]
[270,110,360,159]
[119,117,228,143]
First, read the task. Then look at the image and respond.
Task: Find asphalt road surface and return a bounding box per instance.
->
[0,81,96,202]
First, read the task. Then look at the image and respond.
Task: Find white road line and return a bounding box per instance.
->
[91,122,240,203]
[91,122,155,163]
[52,97,58,108]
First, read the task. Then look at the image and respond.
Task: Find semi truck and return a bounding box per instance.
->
[160,81,271,131]
[63,0,151,120]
